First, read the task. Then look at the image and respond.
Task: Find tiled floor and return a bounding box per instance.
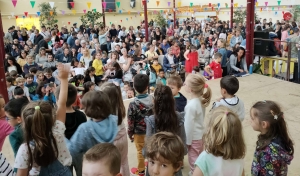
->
[2,74,300,175]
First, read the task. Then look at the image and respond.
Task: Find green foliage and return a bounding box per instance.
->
[38,2,58,28]
[80,11,104,27]
[233,9,258,24]
[290,5,300,21]
[154,13,167,28]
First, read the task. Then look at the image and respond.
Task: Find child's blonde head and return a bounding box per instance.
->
[204,106,245,159]
[16,77,25,83]
[185,74,211,107]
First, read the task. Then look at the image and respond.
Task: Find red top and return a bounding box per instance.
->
[209,61,222,79]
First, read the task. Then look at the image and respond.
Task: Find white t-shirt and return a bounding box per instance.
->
[80,56,92,69]
[8,65,17,73]
[14,120,72,175]
[73,67,86,76]
[195,151,244,176]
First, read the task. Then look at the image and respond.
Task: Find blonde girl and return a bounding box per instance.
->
[100,82,130,176]
[80,48,92,69]
[193,106,245,176]
[35,47,48,67]
[36,71,44,84]
[184,74,212,175]
[14,64,72,176]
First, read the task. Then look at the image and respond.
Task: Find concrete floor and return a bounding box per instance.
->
[2,74,300,175]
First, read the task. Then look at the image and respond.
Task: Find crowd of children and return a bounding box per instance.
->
[0,65,295,176]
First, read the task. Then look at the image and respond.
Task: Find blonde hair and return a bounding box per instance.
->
[186,74,211,107]
[83,48,90,57]
[203,106,245,159]
[26,55,33,60]
[16,77,25,83]
[218,38,226,48]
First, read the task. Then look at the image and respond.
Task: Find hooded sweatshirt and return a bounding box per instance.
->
[212,96,245,121]
[251,137,294,176]
[67,115,118,176]
[127,94,154,140]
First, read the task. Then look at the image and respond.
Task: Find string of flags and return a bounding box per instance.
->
[8,0,296,21]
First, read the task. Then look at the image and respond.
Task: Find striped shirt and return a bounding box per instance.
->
[0,152,14,176]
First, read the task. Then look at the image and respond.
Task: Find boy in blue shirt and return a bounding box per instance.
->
[24,73,38,96]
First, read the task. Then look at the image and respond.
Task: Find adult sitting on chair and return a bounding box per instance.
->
[229,47,248,74]
[163,48,178,72]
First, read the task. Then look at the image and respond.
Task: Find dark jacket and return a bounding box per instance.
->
[23,62,39,74]
[34,34,44,45]
[5,62,23,75]
[175,92,187,113]
[163,54,178,72]
[56,53,72,63]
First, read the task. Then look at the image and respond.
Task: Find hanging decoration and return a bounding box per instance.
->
[12,0,17,7]
[126,18,128,21]
[256,2,258,6]
[190,2,193,7]
[61,10,65,15]
[128,11,131,14]
[11,12,14,17]
[36,11,40,16]
[87,2,91,9]
[83,9,86,14]
[24,12,28,17]
[15,15,18,19]
[119,10,122,14]
[116,2,121,8]
[167,2,171,7]
[93,9,96,12]
[277,1,281,5]
[50,11,53,16]
[68,22,70,25]
[72,10,76,15]
[130,1,134,7]
[30,1,35,8]
[225,3,228,8]
[156,1,160,6]
[208,3,211,7]
[70,2,75,8]
[102,2,107,9]
[49,2,54,8]
[217,3,220,8]
[178,2,181,7]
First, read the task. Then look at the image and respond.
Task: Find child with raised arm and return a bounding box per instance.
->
[193,106,246,176]
[14,63,72,175]
[250,101,294,176]
[184,74,212,176]
[211,76,245,121]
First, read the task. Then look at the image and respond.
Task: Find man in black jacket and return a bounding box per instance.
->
[33,29,44,45]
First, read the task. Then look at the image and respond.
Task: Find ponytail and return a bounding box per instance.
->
[201,85,212,107]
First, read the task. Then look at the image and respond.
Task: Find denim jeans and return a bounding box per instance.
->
[39,159,72,176]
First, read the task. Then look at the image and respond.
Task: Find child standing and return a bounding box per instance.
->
[0,95,14,151]
[204,52,223,79]
[127,74,154,176]
[82,143,121,176]
[100,82,130,176]
[250,101,294,176]
[167,76,187,113]
[193,106,246,176]
[14,63,72,175]
[212,76,245,121]
[67,91,118,176]
[5,98,29,157]
[184,74,212,175]
[145,132,185,176]
[145,85,187,176]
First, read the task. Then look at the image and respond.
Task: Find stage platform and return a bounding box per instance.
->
[2,74,300,175]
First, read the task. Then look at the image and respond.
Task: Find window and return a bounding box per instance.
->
[104,0,116,12]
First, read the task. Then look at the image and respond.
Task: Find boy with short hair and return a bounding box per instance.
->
[9,70,18,85]
[5,97,29,166]
[146,132,184,176]
[6,76,16,100]
[13,86,26,99]
[44,68,55,83]
[82,143,121,176]
[0,95,14,151]
[15,77,30,101]
[167,76,187,113]
[23,55,39,74]
[55,83,87,140]
[152,58,162,75]
[156,69,166,85]
[24,73,38,96]
[127,74,154,176]
[212,76,245,121]
[127,87,135,99]
[204,52,223,79]
[122,81,130,99]
[29,67,38,82]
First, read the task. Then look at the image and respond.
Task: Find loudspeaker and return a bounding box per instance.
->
[254,31,269,56]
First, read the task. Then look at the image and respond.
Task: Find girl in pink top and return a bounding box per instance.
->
[167,25,175,37]
[0,95,14,151]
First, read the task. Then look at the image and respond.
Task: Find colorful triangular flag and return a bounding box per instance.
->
[70,2,74,8]
[116,2,120,8]
[12,0,17,7]
[49,2,54,8]
[87,2,91,9]
[30,1,35,8]
[24,12,28,17]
